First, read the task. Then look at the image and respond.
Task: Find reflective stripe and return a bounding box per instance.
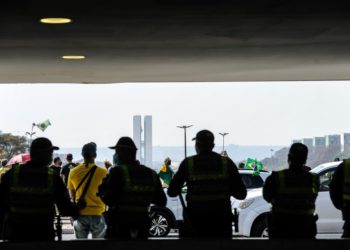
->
[278,170,317,195]
[10,165,54,215]
[187,156,230,202]
[188,156,229,181]
[120,165,156,192]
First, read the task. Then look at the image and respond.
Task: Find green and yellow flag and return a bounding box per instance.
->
[158,164,174,186]
[36,119,51,132]
[245,158,263,175]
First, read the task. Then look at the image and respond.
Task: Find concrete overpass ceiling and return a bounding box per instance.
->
[1,0,350,83]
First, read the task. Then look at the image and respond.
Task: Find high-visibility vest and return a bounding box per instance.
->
[272,169,318,216]
[9,165,55,216]
[118,165,157,213]
[343,159,350,202]
[187,156,230,203]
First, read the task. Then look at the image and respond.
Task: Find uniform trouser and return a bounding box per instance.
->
[268,213,317,239]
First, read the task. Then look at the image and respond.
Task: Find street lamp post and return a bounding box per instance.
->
[25,123,36,145]
[219,132,229,152]
[177,125,193,158]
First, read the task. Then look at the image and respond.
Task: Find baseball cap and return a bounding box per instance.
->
[109,137,137,150]
[82,142,97,156]
[192,130,215,144]
[30,137,59,152]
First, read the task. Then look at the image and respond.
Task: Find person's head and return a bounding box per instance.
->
[109,137,137,165]
[288,143,308,168]
[238,162,245,169]
[164,157,171,166]
[1,159,8,167]
[30,137,59,167]
[66,153,73,162]
[104,160,112,169]
[81,142,97,163]
[192,130,215,154]
[53,157,62,166]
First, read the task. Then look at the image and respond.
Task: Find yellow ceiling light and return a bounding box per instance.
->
[62,55,86,60]
[40,18,72,24]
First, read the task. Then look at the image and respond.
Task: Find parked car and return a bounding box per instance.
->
[149,169,270,237]
[232,161,343,237]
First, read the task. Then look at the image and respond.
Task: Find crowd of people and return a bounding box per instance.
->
[0,129,349,241]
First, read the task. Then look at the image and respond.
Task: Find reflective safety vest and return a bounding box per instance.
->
[9,165,55,216]
[272,170,318,216]
[187,156,230,203]
[118,165,157,213]
[343,159,350,203]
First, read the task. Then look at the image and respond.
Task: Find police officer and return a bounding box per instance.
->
[0,137,76,241]
[263,143,319,239]
[330,158,350,237]
[98,137,166,239]
[168,130,247,237]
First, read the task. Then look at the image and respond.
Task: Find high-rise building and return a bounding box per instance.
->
[133,115,153,167]
[313,137,326,148]
[292,139,302,144]
[326,134,341,153]
[302,138,313,150]
[344,133,350,152]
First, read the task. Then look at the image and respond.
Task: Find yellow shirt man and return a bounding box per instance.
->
[68,163,108,216]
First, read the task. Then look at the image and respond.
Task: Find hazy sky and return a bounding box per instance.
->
[0,81,349,147]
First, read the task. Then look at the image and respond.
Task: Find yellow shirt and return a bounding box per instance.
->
[67,163,108,216]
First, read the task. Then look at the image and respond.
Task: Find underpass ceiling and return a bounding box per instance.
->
[2,0,350,83]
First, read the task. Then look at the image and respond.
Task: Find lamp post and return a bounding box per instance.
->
[25,123,36,145]
[177,125,193,158]
[219,132,229,152]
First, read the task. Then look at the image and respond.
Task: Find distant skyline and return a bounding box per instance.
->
[0,81,349,147]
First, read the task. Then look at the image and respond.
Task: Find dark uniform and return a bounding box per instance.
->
[263,168,319,238]
[168,151,247,237]
[60,162,77,186]
[0,162,76,241]
[329,159,350,238]
[99,162,167,238]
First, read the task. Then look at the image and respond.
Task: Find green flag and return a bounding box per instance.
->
[158,164,174,186]
[245,158,263,175]
[36,119,51,132]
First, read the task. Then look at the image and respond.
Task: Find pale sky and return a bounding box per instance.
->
[0,81,349,147]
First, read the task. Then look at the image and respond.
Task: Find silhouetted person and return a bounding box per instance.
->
[238,162,245,169]
[330,159,350,237]
[67,142,108,239]
[168,130,247,238]
[0,137,76,241]
[50,157,62,176]
[98,137,166,239]
[60,153,76,186]
[263,143,319,239]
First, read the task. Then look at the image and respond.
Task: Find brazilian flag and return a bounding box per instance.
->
[36,119,51,132]
[158,164,174,185]
[246,158,263,176]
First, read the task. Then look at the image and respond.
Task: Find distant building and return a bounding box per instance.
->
[302,138,313,151]
[326,134,341,153]
[292,139,302,144]
[344,133,350,152]
[133,115,153,168]
[313,137,326,148]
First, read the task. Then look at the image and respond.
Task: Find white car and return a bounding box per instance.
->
[233,161,343,237]
[149,169,270,237]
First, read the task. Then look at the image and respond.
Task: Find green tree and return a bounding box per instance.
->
[0,133,29,159]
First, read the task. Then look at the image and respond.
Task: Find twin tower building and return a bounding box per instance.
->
[133,115,153,168]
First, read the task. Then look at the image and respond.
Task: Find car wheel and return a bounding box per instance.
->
[251,218,268,238]
[149,209,172,237]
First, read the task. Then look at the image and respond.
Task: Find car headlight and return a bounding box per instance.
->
[238,198,255,209]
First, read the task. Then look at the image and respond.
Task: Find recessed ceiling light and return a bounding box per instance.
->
[62,55,86,60]
[40,18,72,24]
